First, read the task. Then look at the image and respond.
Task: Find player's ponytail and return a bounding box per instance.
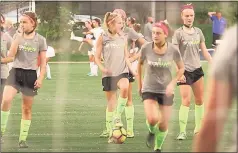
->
[0,13,5,32]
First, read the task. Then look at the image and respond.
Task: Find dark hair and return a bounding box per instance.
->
[127,17,136,24]
[93,18,101,26]
[0,13,5,31]
[133,23,141,32]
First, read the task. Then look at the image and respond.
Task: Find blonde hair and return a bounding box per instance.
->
[104,12,120,29]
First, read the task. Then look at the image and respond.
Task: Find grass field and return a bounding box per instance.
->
[1,62,236,152]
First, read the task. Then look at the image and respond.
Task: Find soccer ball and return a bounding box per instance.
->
[109,126,127,144]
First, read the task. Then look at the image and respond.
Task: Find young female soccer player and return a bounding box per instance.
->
[172,4,212,140]
[0,14,13,106]
[126,17,136,28]
[1,11,47,148]
[94,12,136,140]
[111,9,146,138]
[138,21,184,152]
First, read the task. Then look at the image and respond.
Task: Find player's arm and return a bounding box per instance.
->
[200,42,212,64]
[94,35,105,71]
[137,52,143,95]
[124,41,136,76]
[1,56,14,64]
[38,38,47,83]
[208,12,216,18]
[193,78,232,152]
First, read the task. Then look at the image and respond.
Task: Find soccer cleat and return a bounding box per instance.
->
[146,132,155,148]
[45,77,51,80]
[154,149,161,152]
[100,130,110,138]
[87,72,92,76]
[176,132,187,140]
[126,130,134,138]
[88,73,98,77]
[19,140,28,148]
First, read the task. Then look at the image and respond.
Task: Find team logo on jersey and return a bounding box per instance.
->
[147,58,172,68]
[19,43,37,53]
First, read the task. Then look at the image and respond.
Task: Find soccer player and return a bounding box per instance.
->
[137,21,184,152]
[0,14,13,105]
[111,8,146,138]
[1,11,47,148]
[84,18,104,76]
[172,4,212,140]
[126,16,136,28]
[94,12,136,141]
[84,21,96,76]
[193,25,237,152]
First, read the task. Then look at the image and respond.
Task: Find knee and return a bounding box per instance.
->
[147,116,159,126]
[194,96,203,105]
[181,96,191,107]
[120,85,129,97]
[22,106,32,116]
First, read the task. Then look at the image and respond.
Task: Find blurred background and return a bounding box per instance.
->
[1,1,237,61]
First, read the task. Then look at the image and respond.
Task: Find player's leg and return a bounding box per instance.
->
[191,77,204,134]
[100,77,117,138]
[18,70,38,148]
[114,77,129,125]
[87,52,94,76]
[1,85,18,143]
[125,81,135,138]
[46,57,51,79]
[143,94,159,148]
[154,105,172,152]
[18,94,34,148]
[177,85,192,140]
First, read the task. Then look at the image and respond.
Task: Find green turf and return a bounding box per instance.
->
[1,62,236,152]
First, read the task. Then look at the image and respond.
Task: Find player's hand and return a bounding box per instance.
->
[102,68,112,75]
[83,32,87,35]
[165,82,175,97]
[34,79,42,89]
[178,75,186,83]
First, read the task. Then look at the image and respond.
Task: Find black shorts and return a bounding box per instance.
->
[6,68,38,96]
[1,79,7,102]
[142,92,174,106]
[177,67,204,86]
[128,72,135,83]
[102,73,129,91]
[212,33,222,47]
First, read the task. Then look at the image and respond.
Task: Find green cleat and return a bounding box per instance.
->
[100,130,110,138]
[19,140,28,148]
[176,132,187,140]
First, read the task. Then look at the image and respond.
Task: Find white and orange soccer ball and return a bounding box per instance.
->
[109,126,127,144]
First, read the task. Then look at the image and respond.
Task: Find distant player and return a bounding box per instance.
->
[193,25,237,152]
[94,12,136,141]
[1,11,47,148]
[172,4,212,140]
[137,21,184,152]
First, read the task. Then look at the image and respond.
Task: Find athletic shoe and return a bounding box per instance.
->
[100,130,110,138]
[127,130,134,138]
[154,149,161,152]
[176,132,187,140]
[146,132,155,148]
[19,140,28,148]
